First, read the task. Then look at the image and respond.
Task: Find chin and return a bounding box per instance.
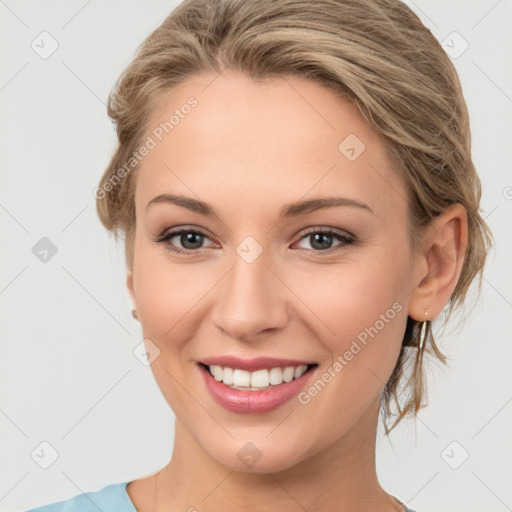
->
[215,444,306,474]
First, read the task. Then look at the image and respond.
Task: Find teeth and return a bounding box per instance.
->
[211,365,223,381]
[233,369,251,387]
[269,367,283,385]
[283,367,295,382]
[207,364,309,390]
[251,369,269,388]
[223,367,234,385]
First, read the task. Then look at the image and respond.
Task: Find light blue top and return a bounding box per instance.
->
[23,482,136,512]
[23,481,419,511]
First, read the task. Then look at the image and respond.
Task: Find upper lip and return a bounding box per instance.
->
[199,356,316,372]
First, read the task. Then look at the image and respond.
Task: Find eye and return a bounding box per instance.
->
[154,226,356,256]
[153,227,216,255]
[294,228,355,253]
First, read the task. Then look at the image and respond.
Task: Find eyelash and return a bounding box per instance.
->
[153,226,356,256]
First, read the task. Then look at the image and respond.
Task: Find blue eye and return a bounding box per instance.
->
[295,229,355,252]
[154,228,215,254]
[154,227,355,255]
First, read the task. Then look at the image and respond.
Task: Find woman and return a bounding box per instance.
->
[25,0,492,510]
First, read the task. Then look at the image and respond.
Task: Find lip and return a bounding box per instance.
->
[197,362,318,414]
[199,355,316,372]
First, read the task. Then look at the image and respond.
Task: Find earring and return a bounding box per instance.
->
[419,311,429,351]
[132,309,138,319]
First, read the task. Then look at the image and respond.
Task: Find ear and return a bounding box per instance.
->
[408,203,468,321]
[126,269,136,310]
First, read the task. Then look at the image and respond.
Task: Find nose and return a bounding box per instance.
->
[211,251,289,343]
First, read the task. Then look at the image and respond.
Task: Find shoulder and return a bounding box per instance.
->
[22,481,136,512]
[391,495,420,512]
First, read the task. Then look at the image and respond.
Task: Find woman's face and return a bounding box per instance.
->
[127,70,418,472]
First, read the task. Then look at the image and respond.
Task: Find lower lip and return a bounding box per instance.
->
[198,363,317,414]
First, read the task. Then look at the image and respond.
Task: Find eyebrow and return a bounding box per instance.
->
[146,193,374,218]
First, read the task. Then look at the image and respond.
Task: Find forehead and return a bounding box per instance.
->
[135,70,409,221]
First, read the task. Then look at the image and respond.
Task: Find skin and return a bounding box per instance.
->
[124,70,468,511]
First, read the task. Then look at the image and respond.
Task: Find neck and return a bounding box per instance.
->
[156,396,404,512]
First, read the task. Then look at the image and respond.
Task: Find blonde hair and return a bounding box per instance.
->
[96,0,493,432]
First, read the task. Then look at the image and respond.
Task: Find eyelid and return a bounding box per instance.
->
[154,226,218,247]
[295,225,356,240]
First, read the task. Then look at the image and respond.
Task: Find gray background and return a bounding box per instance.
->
[1,1,511,511]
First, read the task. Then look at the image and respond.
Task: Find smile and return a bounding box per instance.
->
[197,357,318,413]
[205,363,310,390]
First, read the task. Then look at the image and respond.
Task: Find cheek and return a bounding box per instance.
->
[132,240,206,348]
[132,246,210,412]
[291,249,409,397]
[296,252,407,343]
